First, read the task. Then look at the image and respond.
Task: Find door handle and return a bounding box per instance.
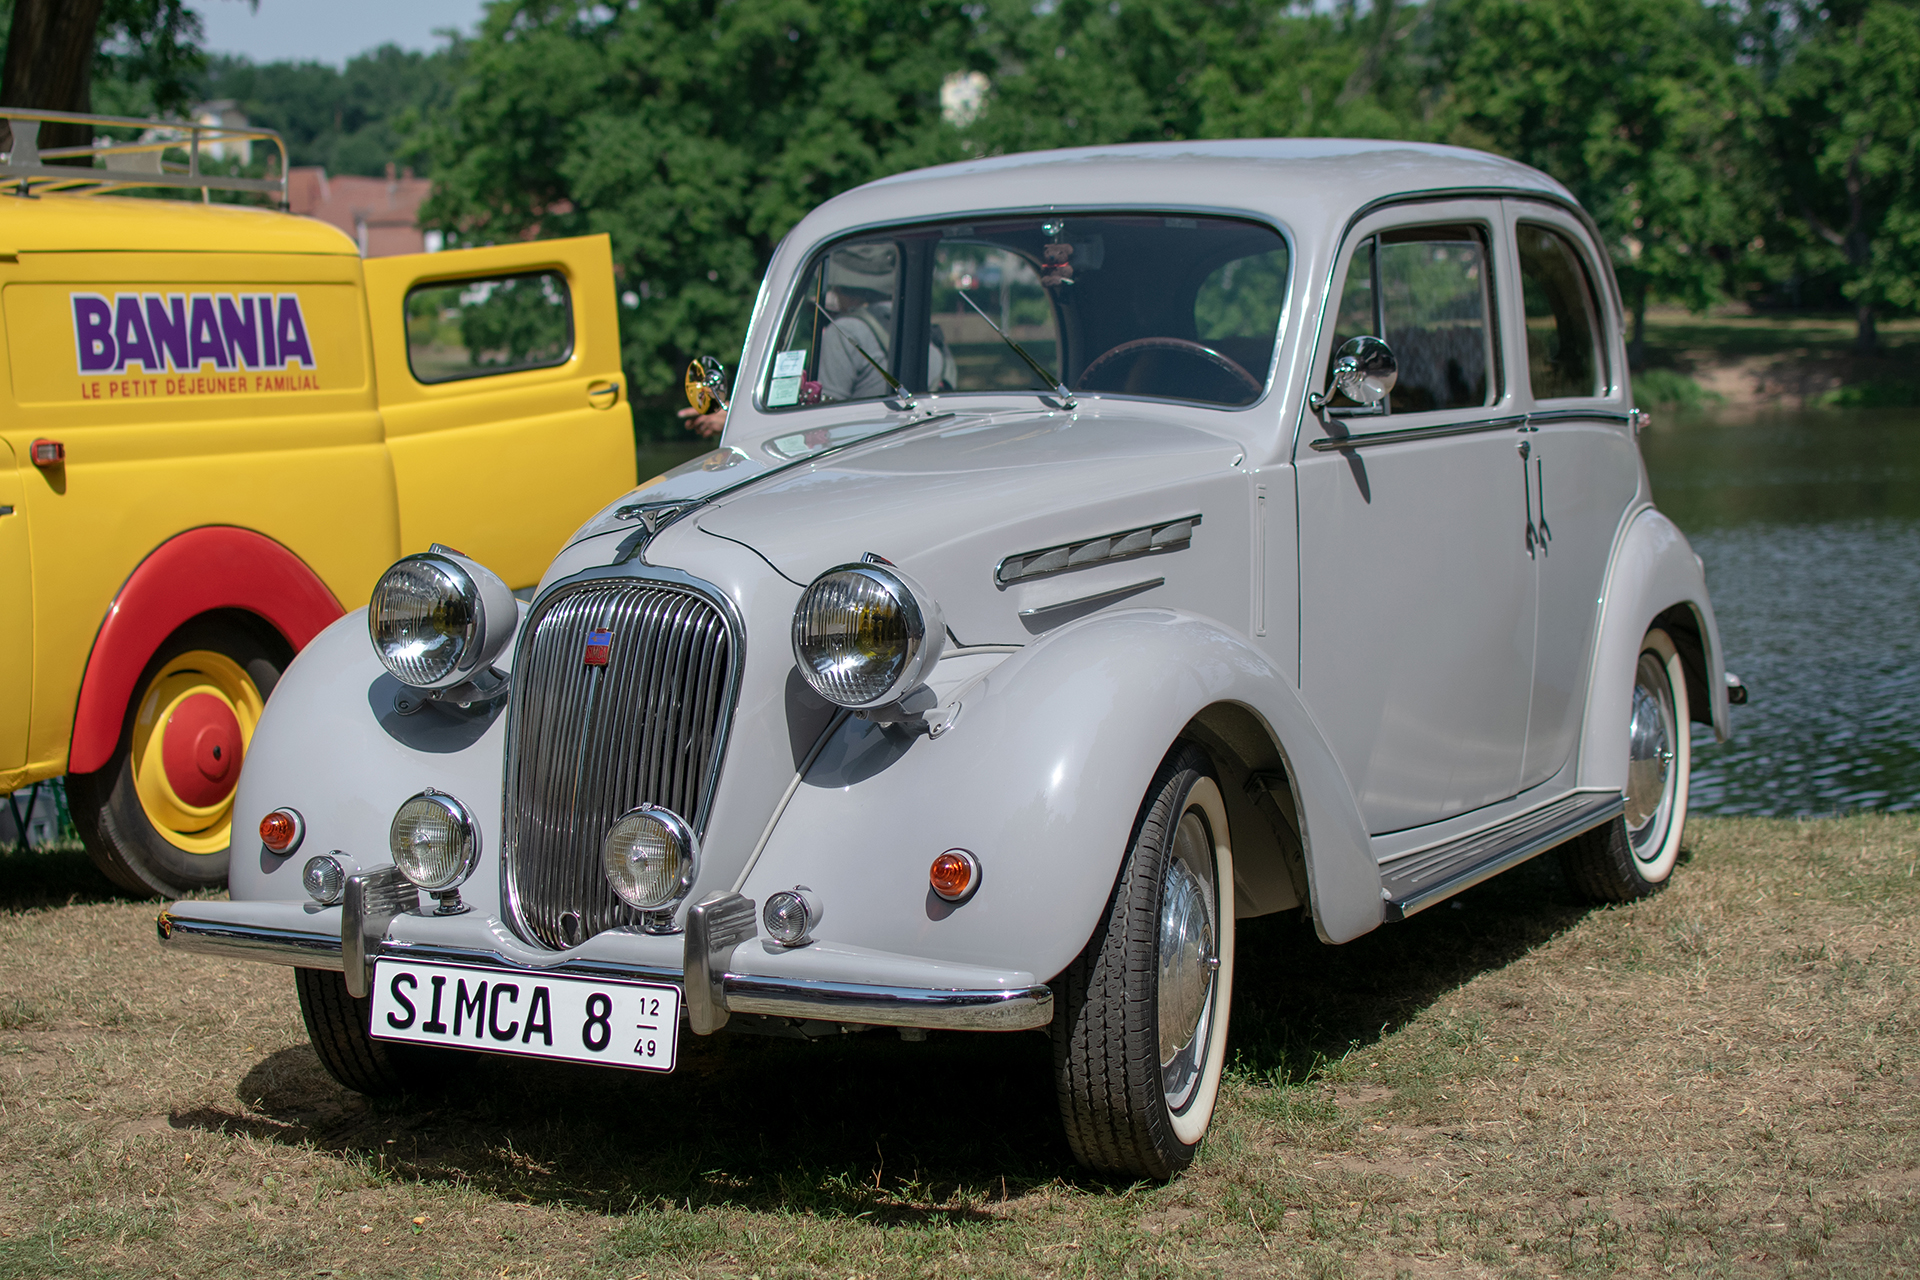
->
[587,380,620,410]
[1518,438,1539,557]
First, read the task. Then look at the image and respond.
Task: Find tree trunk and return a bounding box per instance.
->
[1854,299,1877,355]
[0,0,109,163]
[1627,274,1649,371]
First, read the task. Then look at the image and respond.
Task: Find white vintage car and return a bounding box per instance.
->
[159,139,1735,1180]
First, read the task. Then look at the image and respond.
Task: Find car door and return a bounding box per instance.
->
[1504,202,1642,788]
[363,235,636,590]
[0,437,29,780]
[1294,203,1537,834]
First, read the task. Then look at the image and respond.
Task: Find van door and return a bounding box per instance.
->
[363,235,636,589]
[0,438,29,780]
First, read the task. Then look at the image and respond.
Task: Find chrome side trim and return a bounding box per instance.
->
[156,909,343,971]
[1527,407,1632,425]
[1018,577,1164,620]
[1382,790,1624,920]
[725,979,1054,1032]
[996,514,1202,586]
[1309,414,1528,452]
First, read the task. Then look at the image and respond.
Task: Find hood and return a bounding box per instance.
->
[644,407,1251,646]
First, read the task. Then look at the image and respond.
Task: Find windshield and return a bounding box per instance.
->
[760,213,1290,412]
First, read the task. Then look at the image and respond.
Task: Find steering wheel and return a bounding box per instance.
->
[1075,337,1263,398]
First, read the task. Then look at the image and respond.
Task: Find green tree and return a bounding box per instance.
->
[200,44,455,176]
[1432,0,1756,366]
[1,0,209,154]
[1756,0,1920,351]
[419,0,982,412]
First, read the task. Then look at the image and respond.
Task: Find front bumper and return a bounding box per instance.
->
[157,892,1053,1035]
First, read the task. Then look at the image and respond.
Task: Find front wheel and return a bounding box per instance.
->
[68,616,286,896]
[295,967,473,1096]
[1054,743,1235,1179]
[1563,626,1691,902]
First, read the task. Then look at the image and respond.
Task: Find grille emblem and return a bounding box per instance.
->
[583,629,613,666]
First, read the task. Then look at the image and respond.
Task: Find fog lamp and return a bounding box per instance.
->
[302,854,346,905]
[260,807,304,856]
[389,790,479,892]
[762,886,822,947]
[601,805,698,911]
[930,849,980,903]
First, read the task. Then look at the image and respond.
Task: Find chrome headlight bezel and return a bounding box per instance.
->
[790,563,946,709]
[601,804,700,911]
[367,548,516,691]
[388,790,481,892]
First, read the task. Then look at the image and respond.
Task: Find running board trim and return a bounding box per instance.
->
[1381,790,1625,921]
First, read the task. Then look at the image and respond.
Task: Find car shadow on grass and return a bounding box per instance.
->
[0,840,148,911]
[173,848,1629,1214]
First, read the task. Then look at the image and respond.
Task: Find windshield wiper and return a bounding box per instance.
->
[805,298,914,410]
[956,290,1076,410]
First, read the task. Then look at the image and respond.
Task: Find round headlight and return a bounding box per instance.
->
[389,790,479,891]
[368,549,517,691]
[791,564,946,709]
[762,886,822,947]
[302,854,346,905]
[601,805,698,910]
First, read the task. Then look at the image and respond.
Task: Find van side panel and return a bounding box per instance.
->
[67,526,344,774]
[1,250,398,771]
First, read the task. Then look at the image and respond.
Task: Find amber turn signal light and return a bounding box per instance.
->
[259,807,304,855]
[929,849,980,903]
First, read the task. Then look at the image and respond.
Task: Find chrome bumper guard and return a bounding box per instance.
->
[156,891,1053,1034]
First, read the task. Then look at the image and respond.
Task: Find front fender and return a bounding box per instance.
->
[227,607,513,917]
[1575,505,1728,794]
[737,608,1381,985]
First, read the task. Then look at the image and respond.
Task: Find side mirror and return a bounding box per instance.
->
[1309,335,1398,410]
[685,356,729,415]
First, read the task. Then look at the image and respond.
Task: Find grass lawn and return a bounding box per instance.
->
[0,815,1914,1278]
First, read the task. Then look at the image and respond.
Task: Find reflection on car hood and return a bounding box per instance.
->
[643,405,1246,646]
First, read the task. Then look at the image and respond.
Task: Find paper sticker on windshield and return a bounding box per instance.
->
[773,349,807,378]
[768,376,802,406]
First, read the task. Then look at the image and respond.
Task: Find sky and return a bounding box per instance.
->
[186,0,488,67]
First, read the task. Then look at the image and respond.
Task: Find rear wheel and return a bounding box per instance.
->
[295,967,472,1096]
[68,616,286,896]
[1054,743,1235,1179]
[1563,626,1691,902]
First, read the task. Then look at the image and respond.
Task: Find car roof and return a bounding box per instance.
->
[789,138,1575,248]
[0,192,358,256]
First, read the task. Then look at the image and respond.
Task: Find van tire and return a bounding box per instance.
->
[68,615,287,897]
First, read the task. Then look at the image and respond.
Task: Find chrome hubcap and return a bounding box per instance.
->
[1625,652,1677,862]
[1157,811,1216,1113]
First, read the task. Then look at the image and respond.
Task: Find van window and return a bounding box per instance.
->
[405,270,573,384]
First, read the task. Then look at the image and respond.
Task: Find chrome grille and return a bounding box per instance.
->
[502,578,736,949]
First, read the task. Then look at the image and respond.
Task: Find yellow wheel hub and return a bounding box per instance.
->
[129,649,263,855]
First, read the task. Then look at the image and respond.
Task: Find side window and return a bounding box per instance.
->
[932,244,1057,393]
[405,271,573,384]
[1516,223,1605,399]
[1324,224,1497,414]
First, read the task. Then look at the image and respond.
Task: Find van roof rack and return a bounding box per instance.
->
[1,108,288,204]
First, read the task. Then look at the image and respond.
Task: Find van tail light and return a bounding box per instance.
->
[30,439,65,468]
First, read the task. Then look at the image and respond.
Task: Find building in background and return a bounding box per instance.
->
[288,163,436,257]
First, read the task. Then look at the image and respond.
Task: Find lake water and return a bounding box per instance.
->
[1643,408,1920,815]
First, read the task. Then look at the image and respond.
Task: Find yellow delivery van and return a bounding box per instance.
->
[0,109,635,895]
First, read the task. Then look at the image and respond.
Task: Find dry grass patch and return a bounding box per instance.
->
[0,816,1915,1278]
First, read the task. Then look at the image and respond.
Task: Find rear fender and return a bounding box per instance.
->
[737,609,1381,984]
[69,527,344,774]
[1575,506,1728,794]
